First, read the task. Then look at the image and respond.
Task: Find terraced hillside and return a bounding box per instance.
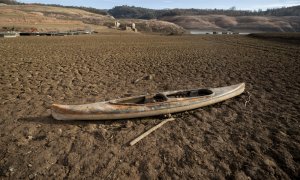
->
[0,4,185,34]
[0,4,114,32]
[161,15,300,32]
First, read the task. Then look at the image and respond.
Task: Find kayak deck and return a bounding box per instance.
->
[52,83,245,120]
[112,89,214,105]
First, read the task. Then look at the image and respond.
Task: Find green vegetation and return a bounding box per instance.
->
[108,6,156,19]
[0,0,22,5]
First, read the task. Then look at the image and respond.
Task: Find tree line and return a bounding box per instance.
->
[1,1,299,18]
[0,0,22,5]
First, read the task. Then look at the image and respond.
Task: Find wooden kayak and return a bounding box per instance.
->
[51,83,245,120]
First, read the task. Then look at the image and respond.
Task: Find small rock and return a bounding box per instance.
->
[264,158,276,167]
[29,173,37,179]
[144,74,154,80]
[27,136,33,140]
[58,128,62,134]
[217,136,224,143]
[234,171,251,180]
[125,121,133,128]
[28,164,32,168]
[9,167,14,172]
[25,151,32,154]
[135,161,139,166]
[279,131,287,136]
[86,124,97,132]
[132,78,141,84]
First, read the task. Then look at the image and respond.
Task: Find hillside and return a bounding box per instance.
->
[161,15,300,32]
[1,3,299,33]
[108,5,300,33]
[0,4,185,34]
[109,5,300,19]
[0,4,114,32]
[117,19,185,34]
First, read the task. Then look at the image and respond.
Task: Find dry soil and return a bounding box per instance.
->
[0,34,299,179]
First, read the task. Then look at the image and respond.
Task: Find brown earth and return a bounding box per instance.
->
[0,34,299,179]
[248,32,300,44]
[0,4,114,32]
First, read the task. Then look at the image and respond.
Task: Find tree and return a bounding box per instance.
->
[229,6,236,11]
[0,0,19,5]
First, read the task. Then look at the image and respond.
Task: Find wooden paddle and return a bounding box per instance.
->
[130,117,175,146]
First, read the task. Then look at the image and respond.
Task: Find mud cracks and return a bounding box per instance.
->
[0,35,299,179]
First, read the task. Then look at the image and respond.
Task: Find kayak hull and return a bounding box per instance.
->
[52,83,245,120]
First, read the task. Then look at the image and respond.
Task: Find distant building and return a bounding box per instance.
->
[119,22,138,32]
[115,21,120,28]
[131,23,138,32]
[125,26,132,31]
[0,31,19,38]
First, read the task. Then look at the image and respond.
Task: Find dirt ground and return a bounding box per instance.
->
[248,33,300,45]
[0,34,299,179]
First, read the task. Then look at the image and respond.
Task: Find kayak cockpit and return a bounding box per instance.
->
[111,89,214,105]
[166,89,213,98]
[113,96,147,104]
[111,93,168,105]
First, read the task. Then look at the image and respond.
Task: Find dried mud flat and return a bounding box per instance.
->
[0,34,299,179]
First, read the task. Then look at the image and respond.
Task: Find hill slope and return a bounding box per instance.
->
[0,4,185,34]
[117,19,185,34]
[109,5,300,19]
[108,5,300,32]
[0,4,114,32]
[0,5,114,29]
[1,3,299,33]
[161,15,300,32]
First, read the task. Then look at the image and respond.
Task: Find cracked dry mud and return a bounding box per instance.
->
[0,34,299,179]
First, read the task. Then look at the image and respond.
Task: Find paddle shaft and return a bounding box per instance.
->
[130,118,175,146]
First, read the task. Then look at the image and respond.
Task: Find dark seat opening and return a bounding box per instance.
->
[167,89,213,98]
[153,93,168,102]
[115,96,146,104]
[197,89,213,96]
